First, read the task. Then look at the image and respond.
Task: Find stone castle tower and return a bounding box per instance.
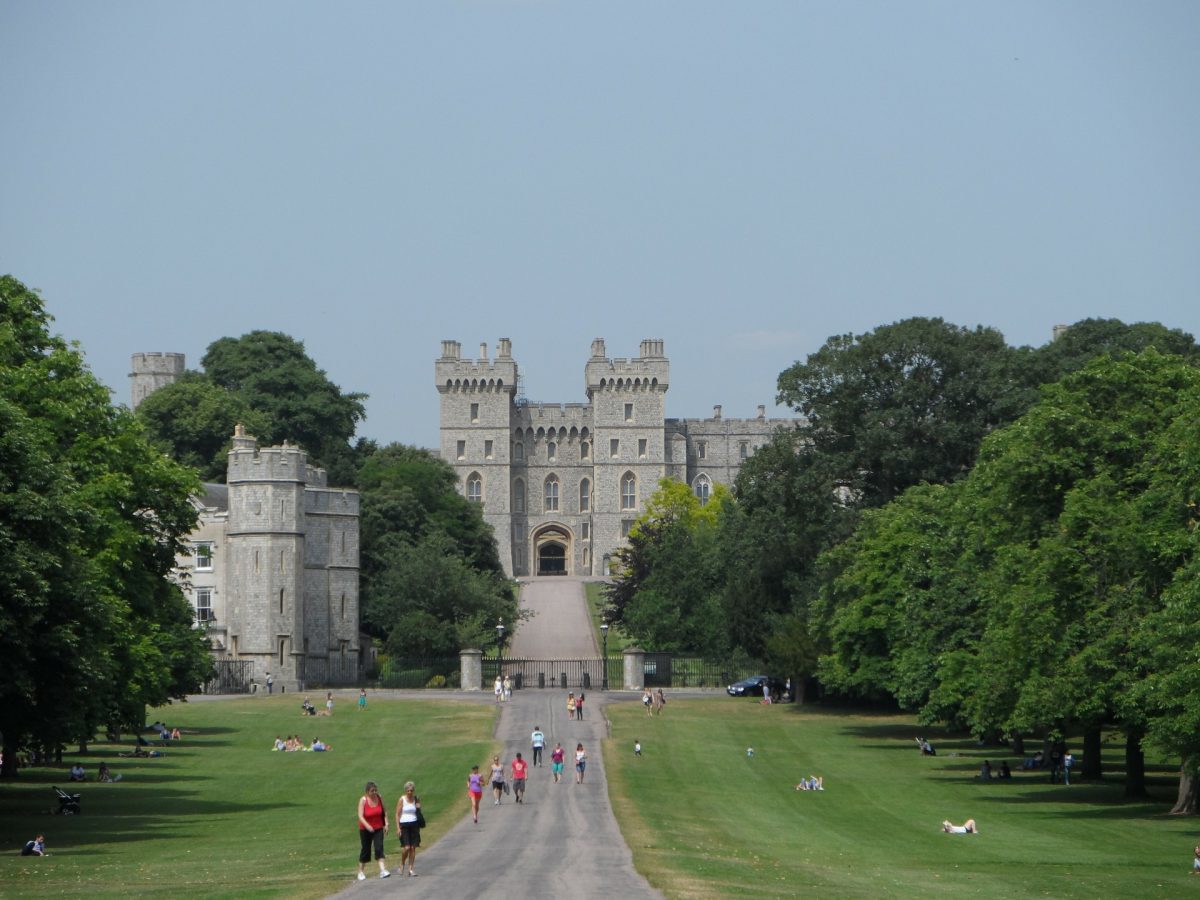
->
[129,352,185,409]
[438,338,790,578]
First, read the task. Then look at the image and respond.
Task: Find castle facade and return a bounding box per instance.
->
[438,338,791,578]
[131,353,361,690]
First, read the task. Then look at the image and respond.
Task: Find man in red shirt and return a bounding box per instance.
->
[511,753,528,804]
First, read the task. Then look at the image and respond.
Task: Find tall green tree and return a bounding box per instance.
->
[1,276,213,775]
[357,444,515,655]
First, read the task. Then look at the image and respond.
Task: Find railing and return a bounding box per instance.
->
[300,656,361,688]
[204,659,255,694]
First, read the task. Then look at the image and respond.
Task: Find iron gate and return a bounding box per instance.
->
[483,657,617,691]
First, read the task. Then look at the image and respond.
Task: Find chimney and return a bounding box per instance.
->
[591,338,607,359]
[713,405,722,419]
[757,405,766,419]
[479,342,488,360]
[498,338,512,358]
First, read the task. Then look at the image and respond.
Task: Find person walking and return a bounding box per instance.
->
[467,766,483,823]
[266,672,273,695]
[1063,751,1074,785]
[395,781,422,876]
[325,692,334,716]
[576,692,585,721]
[358,688,367,711]
[566,692,576,719]
[490,755,506,805]
[503,675,512,701]
[356,781,390,880]
[655,688,667,715]
[494,676,503,703]
[574,743,588,784]
[551,743,565,783]
[511,752,528,804]
[643,687,653,716]
[531,726,546,767]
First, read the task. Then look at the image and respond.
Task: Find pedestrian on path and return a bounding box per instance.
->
[356,781,391,880]
[576,692,585,720]
[567,692,576,719]
[467,766,483,823]
[575,743,588,784]
[511,753,528,804]
[395,781,421,876]
[503,675,512,701]
[531,726,545,766]
[490,755,506,805]
[494,676,503,703]
[551,743,565,783]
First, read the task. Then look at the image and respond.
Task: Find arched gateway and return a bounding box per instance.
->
[532,524,571,576]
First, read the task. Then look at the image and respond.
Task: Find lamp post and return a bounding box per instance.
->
[495,619,506,675]
[600,622,609,691]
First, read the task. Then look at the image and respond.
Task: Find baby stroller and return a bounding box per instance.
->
[53,786,81,815]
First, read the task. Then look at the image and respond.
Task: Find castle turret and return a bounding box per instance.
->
[130,352,185,409]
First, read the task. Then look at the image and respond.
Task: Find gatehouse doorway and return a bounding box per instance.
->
[532,525,571,576]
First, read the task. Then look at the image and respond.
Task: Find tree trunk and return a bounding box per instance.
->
[78,742,88,755]
[1170,765,1199,815]
[1082,725,1102,780]
[1124,729,1147,799]
[1,740,17,778]
[1010,731,1025,756]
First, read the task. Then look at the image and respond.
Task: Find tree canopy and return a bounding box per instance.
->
[1,275,213,774]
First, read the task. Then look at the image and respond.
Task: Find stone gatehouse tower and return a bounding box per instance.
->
[437,338,791,578]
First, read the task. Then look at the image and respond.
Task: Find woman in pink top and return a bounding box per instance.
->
[467,765,483,823]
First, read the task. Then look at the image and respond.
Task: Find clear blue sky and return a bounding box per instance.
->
[3,2,1197,449]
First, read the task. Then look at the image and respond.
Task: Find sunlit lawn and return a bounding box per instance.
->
[0,693,496,898]
[604,698,1195,898]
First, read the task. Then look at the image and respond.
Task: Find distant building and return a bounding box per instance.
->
[437,338,794,578]
[178,426,361,691]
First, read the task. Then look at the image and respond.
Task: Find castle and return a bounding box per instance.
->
[130,357,361,691]
[437,338,792,578]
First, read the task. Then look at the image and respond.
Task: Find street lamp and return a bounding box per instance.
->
[600,622,609,691]
[495,619,506,674]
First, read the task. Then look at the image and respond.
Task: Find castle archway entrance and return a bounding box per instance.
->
[532,525,571,577]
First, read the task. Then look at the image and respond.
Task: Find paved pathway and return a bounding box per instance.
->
[332,578,661,900]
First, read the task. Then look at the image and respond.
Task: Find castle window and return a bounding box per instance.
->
[194,542,213,571]
[610,439,619,458]
[624,402,633,422]
[513,478,526,513]
[467,473,483,504]
[485,440,494,460]
[279,638,286,667]
[515,442,525,461]
[580,441,590,460]
[254,550,260,573]
[279,588,285,614]
[544,475,559,512]
[456,440,466,460]
[279,550,285,573]
[621,519,634,537]
[694,474,711,504]
[621,472,636,510]
[638,438,647,459]
[583,547,591,569]
[581,521,590,540]
[470,402,479,423]
[698,441,707,460]
[341,592,346,620]
[341,531,346,553]
[547,441,557,462]
[194,588,213,623]
[579,478,591,513]
[739,441,749,460]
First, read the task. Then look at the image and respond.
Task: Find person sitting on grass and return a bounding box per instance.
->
[170,727,181,740]
[998,761,1012,779]
[69,764,86,782]
[977,760,992,780]
[312,737,329,752]
[273,735,285,751]
[942,819,978,834]
[98,762,121,782]
[794,776,824,791]
[21,834,46,856]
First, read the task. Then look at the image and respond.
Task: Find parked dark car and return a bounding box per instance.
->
[726,675,784,698]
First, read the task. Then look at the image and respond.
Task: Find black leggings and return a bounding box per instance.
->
[359,828,384,863]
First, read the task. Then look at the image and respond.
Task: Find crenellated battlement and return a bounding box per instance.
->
[436,338,518,393]
[585,338,670,395]
[226,427,308,484]
[130,352,186,409]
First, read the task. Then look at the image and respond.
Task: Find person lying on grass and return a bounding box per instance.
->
[794,776,824,791]
[942,819,978,834]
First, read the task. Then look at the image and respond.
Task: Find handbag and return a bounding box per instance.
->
[416,807,426,829]
[503,780,510,795]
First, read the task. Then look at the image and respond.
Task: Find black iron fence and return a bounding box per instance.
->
[300,656,361,688]
[485,657,617,691]
[204,659,255,694]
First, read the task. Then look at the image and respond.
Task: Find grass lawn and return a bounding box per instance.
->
[605,698,1197,898]
[0,693,496,898]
